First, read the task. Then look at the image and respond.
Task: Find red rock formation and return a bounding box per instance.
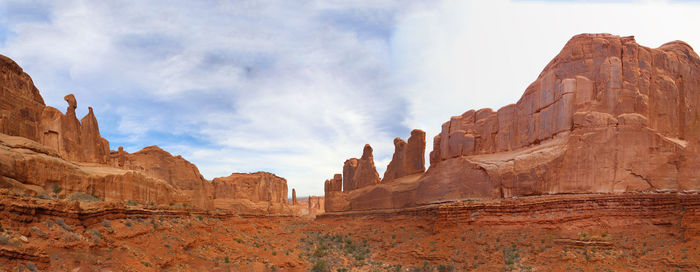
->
[326,34,700,212]
[383,129,426,182]
[0,53,293,215]
[292,188,297,205]
[0,133,187,205]
[0,56,109,164]
[211,172,288,205]
[342,145,380,191]
[36,95,110,163]
[324,174,342,194]
[0,55,45,142]
[107,145,213,209]
[342,159,358,191]
[80,107,110,163]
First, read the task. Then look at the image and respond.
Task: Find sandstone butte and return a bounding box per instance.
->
[0,54,295,215]
[324,33,700,212]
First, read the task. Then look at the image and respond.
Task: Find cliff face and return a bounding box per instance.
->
[0,133,187,205]
[108,145,214,209]
[325,34,700,212]
[0,55,45,142]
[0,54,291,214]
[0,56,110,164]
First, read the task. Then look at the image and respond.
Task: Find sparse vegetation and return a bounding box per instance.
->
[70,192,100,202]
[55,218,73,232]
[87,229,101,241]
[52,184,62,194]
[30,226,46,238]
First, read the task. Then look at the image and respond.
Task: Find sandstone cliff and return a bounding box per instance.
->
[210,172,290,213]
[108,145,214,209]
[0,56,110,164]
[325,33,700,212]
[0,54,292,214]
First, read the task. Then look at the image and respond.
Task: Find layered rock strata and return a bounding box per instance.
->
[325,33,700,212]
[211,172,290,213]
[0,55,110,164]
[107,145,213,209]
[0,54,291,214]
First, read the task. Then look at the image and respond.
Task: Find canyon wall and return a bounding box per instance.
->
[325,33,700,212]
[0,54,291,214]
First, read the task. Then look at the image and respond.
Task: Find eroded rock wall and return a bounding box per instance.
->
[0,53,292,214]
[108,145,214,209]
[0,56,110,164]
[326,33,700,212]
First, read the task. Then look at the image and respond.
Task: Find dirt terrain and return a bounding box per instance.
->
[1,191,698,271]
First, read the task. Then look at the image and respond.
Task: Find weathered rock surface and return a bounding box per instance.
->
[342,159,358,192]
[326,33,700,212]
[0,55,45,142]
[341,145,380,192]
[324,174,342,194]
[107,145,214,209]
[0,133,186,205]
[211,172,289,212]
[383,129,426,182]
[0,56,110,164]
[0,53,292,215]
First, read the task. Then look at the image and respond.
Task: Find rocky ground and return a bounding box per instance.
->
[1,192,698,272]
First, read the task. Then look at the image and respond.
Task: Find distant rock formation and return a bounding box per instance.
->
[324,174,342,194]
[325,33,700,212]
[292,188,297,205]
[383,129,426,182]
[341,145,380,191]
[108,145,213,209]
[211,172,288,209]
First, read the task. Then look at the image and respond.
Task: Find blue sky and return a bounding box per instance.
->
[1,0,699,196]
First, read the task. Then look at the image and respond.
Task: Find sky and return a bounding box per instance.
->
[1,0,699,197]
